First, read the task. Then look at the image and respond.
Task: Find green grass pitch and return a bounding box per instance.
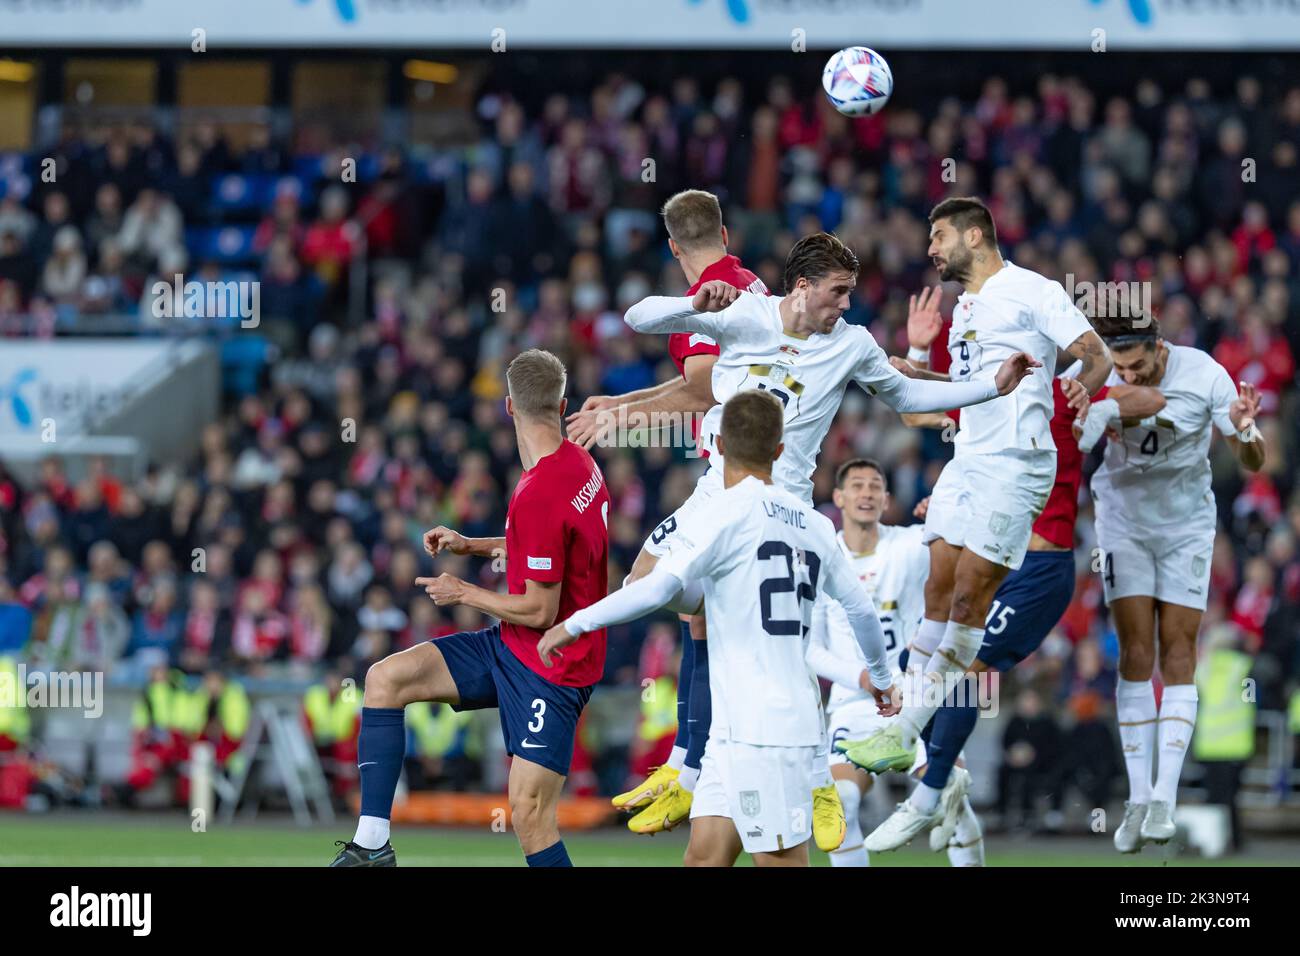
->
[1,814,1293,866]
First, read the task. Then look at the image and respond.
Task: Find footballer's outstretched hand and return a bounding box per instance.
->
[889,355,921,378]
[871,683,901,718]
[1060,375,1090,416]
[538,622,579,668]
[907,285,944,350]
[416,573,466,606]
[423,525,470,558]
[566,406,618,450]
[691,280,740,313]
[993,351,1042,395]
[1229,381,1262,438]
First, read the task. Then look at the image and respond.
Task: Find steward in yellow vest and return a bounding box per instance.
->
[0,656,30,749]
[1194,647,1256,763]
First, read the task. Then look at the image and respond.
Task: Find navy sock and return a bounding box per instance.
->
[358,706,407,820]
[683,638,710,771]
[671,621,695,752]
[921,692,979,790]
[525,840,572,867]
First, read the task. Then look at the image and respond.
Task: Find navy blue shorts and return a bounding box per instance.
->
[977,550,1077,672]
[431,625,594,777]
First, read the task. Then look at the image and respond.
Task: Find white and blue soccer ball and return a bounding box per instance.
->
[822,46,893,118]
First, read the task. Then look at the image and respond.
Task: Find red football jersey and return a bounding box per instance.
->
[500,440,611,687]
[668,254,769,450]
[670,254,769,379]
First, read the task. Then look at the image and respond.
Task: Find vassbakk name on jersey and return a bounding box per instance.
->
[762,499,807,528]
[570,466,604,514]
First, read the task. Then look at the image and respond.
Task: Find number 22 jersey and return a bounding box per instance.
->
[656,475,875,747]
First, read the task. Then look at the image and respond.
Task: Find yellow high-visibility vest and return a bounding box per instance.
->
[177,684,251,740]
[1289,689,1300,736]
[638,675,678,743]
[1193,649,1256,762]
[303,684,361,745]
[131,678,177,733]
[0,657,30,743]
[406,701,473,758]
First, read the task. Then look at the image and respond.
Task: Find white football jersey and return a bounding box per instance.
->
[627,291,992,503]
[947,261,1094,457]
[656,476,873,747]
[1091,345,1239,534]
[808,524,929,712]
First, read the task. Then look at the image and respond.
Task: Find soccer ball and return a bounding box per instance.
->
[821,46,893,117]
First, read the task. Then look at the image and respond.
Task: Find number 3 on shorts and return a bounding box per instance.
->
[528,698,546,733]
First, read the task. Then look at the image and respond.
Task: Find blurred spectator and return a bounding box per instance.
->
[997,688,1062,831]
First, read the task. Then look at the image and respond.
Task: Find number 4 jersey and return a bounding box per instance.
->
[806,524,929,713]
[656,475,892,748]
[1090,344,1240,537]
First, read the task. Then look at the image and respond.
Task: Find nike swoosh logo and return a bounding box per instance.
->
[358,761,377,768]
[368,849,388,860]
[519,740,547,749]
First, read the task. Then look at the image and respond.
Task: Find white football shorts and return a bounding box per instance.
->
[691,738,817,855]
[923,449,1054,571]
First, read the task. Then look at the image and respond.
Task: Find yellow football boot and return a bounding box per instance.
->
[813,783,847,852]
[612,765,680,811]
[627,781,693,834]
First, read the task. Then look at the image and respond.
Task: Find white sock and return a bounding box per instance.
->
[1153,684,1198,806]
[910,617,947,668]
[666,746,687,771]
[353,815,390,850]
[896,621,984,744]
[908,780,943,814]
[1116,678,1157,804]
[946,797,984,866]
[812,743,833,788]
[677,764,700,793]
[829,779,869,867]
[926,621,985,674]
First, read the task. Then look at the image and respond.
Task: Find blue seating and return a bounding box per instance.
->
[187,225,258,264]
[211,173,264,212]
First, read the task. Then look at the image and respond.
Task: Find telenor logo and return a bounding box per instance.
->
[1,367,36,429]
[1088,0,1153,26]
[686,0,750,25]
[296,0,358,23]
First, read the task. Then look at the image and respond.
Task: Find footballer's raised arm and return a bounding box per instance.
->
[623,280,741,342]
[1064,329,1113,396]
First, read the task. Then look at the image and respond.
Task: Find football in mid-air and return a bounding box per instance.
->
[822,46,893,117]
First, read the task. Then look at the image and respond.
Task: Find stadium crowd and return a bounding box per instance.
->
[1,61,1299,821]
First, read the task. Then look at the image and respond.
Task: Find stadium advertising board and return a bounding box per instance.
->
[0,340,173,439]
[1,0,1299,49]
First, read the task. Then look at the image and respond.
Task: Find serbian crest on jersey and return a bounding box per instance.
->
[740,790,762,817]
[742,363,805,422]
